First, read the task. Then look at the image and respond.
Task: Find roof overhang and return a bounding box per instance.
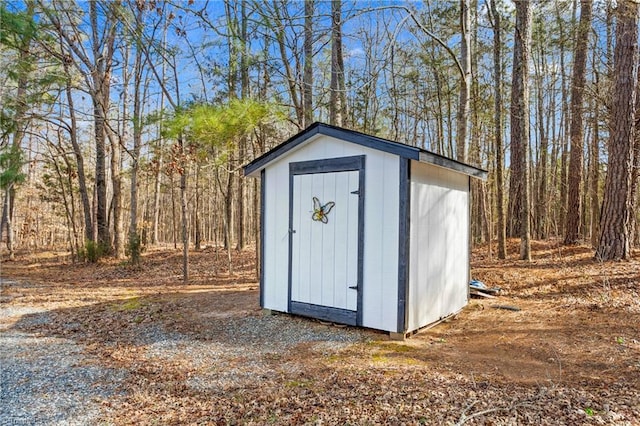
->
[418,151,488,180]
[243,122,487,180]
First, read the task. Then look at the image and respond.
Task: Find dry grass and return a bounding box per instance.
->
[1,240,639,424]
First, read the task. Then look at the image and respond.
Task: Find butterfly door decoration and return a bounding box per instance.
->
[312,197,335,224]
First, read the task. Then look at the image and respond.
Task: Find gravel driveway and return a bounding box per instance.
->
[0,278,373,425]
[1,279,124,425]
[0,330,126,425]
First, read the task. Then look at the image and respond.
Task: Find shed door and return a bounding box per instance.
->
[289,156,364,326]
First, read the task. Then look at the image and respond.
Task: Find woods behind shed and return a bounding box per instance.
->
[244,123,487,337]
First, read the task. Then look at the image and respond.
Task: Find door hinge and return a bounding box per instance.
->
[348,285,358,290]
[289,229,296,234]
[350,190,360,195]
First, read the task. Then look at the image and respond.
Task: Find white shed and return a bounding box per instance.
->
[243,123,487,338]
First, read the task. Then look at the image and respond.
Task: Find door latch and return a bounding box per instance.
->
[348,285,358,290]
[350,190,360,195]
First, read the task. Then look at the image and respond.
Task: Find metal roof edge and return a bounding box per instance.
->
[418,151,488,180]
[244,122,487,180]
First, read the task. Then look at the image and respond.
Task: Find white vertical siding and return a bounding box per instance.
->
[261,135,400,332]
[407,161,469,332]
[262,166,290,312]
[361,152,399,331]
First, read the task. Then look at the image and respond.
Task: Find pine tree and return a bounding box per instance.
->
[596,0,639,260]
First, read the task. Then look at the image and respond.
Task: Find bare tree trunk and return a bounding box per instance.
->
[432,54,446,155]
[48,141,79,260]
[629,60,640,247]
[95,97,109,250]
[195,164,202,250]
[171,174,178,249]
[1,2,37,258]
[2,179,17,259]
[534,42,548,240]
[152,153,163,245]
[389,45,400,141]
[110,130,124,258]
[605,0,614,67]
[564,0,593,245]
[216,170,234,274]
[270,0,303,127]
[236,165,245,251]
[236,0,249,251]
[557,2,571,238]
[596,0,639,261]
[89,0,117,252]
[225,172,234,250]
[1,186,15,259]
[456,0,471,163]
[590,83,600,247]
[152,21,168,246]
[330,0,345,126]
[489,0,506,259]
[63,65,93,242]
[469,0,483,246]
[111,43,126,260]
[303,0,314,127]
[507,129,522,238]
[181,166,189,283]
[225,0,238,253]
[129,2,144,256]
[511,0,532,260]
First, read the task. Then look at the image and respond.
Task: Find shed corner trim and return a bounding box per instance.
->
[396,156,411,333]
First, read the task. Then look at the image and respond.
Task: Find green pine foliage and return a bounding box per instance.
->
[0,147,25,190]
[163,99,282,162]
[79,240,108,263]
[126,232,144,266]
[0,5,37,50]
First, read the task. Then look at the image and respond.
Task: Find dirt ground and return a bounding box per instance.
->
[1,240,639,425]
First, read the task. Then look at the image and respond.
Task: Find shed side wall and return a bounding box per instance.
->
[261,135,400,332]
[407,161,470,332]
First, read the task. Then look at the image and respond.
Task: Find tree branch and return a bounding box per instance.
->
[359,5,465,80]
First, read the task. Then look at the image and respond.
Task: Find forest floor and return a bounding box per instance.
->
[1,240,639,425]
